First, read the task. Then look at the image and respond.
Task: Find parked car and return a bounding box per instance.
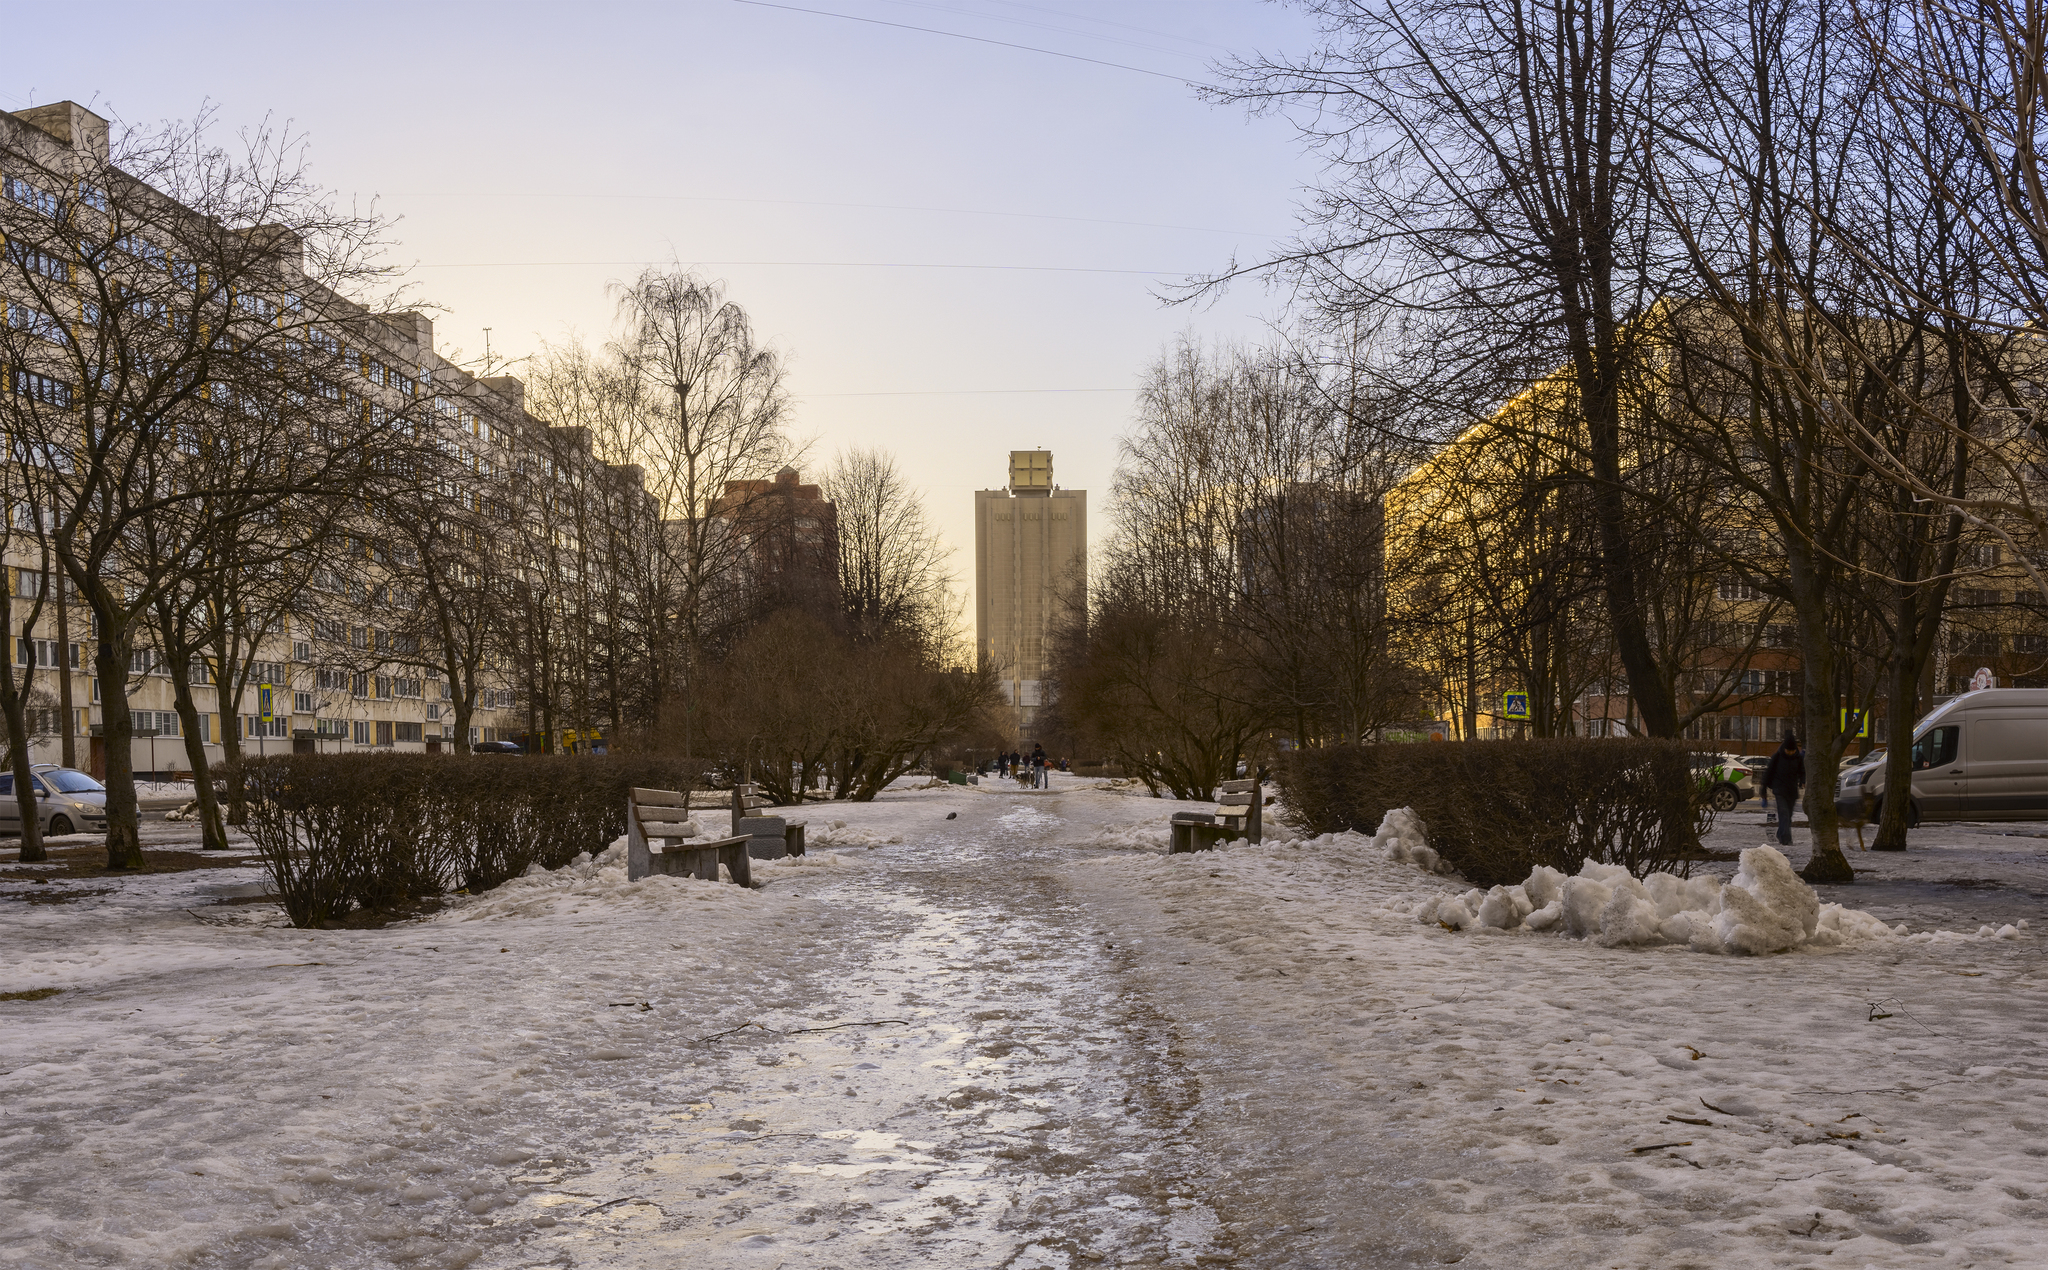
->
[1837,688,2048,825]
[471,740,525,755]
[1691,752,1756,812]
[1,767,110,837]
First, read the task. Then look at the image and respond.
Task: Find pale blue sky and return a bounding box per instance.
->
[8,0,1323,608]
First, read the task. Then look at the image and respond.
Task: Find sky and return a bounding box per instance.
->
[7,0,1327,615]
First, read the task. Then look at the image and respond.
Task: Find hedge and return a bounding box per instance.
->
[245,753,706,927]
[1278,738,1710,887]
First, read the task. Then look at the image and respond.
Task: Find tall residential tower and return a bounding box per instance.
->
[974,450,1087,731]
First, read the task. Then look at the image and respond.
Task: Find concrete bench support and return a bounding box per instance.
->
[1167,775,1266,854]
[626,787,753,885]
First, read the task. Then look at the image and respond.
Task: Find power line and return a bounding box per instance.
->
[380,190,1274,238]
[804,387,1137,397]
[732,0,1191,80]
[409,259,1187,274]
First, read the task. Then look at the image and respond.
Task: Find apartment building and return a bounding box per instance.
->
[974,450,1087,728]
[0,102,658,775]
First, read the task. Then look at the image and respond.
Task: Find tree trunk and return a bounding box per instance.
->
[1870,644,1919,853]
[94,620,144,870]
[212,633,249,826]
[0,625,45,864]
[1786,567,1855,884]
[166,655,228,851]
[55,575,75,770]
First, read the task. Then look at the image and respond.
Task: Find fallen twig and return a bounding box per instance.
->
[1630,1141,1694,1154]
[607,1001,653,1011]
[785,1019,909,1036]
[584,1196,652,1214]
[696,1018,909,1043]
[1665,1115,1714,1127]
[1700,1098,1734,1115]
[697,1022,768,1043]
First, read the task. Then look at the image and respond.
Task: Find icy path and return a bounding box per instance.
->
[508,795,1257,1268]
[5,781,2046,1269]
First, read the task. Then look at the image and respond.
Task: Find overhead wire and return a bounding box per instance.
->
[731,0,1191,80]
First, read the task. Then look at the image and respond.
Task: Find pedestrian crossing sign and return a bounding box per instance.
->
[1502,691,1530,721]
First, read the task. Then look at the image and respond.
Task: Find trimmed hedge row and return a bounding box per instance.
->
[245,754,706,927]
[1278,739,1710,887]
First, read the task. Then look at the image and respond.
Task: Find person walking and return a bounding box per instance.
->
[1761,733,1806,847]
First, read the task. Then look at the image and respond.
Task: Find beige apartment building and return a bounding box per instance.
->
[1,101,654,776]
[974,450,1086,730]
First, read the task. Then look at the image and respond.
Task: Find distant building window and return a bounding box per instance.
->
[11,369,72,408]
[1718,577,1763,603]
[3,176,58,216]
[394,722,423,743]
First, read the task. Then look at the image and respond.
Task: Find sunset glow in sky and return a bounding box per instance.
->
[10,0,1324,615]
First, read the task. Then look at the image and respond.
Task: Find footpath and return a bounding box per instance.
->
[1,779,2042,1269]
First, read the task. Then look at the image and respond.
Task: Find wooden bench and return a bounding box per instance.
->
[731,781,807,859]
[625,786,752,885]
[1169,774,1266,854]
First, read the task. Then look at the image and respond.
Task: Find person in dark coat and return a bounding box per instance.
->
[1761,734,1806,847]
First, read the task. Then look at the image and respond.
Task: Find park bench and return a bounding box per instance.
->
[1168,774,1267,854]
[625,787,752,885]
[731,781,807,860]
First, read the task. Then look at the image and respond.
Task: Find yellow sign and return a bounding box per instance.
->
[1840,708,1870,739]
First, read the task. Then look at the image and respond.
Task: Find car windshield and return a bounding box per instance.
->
[41,770,104,793]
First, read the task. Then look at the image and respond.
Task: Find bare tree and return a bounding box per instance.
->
[0,105,407,867]
[609,269,793,754]
[1203,0,1689,736]
[824,447,953,650]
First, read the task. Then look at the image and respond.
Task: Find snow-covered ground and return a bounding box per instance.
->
[1,782,2043,1268]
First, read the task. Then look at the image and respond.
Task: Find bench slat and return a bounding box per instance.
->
[1217,779,1258,793]
[633,787,688,805]
[1216,792,1255,806]
[640,821,700,839]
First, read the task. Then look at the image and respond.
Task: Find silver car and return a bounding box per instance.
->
[1838,689,2048,824]
[1,767,109,837]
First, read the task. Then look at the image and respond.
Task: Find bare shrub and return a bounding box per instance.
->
[1280,739,1709,887]
[245,753,706,927]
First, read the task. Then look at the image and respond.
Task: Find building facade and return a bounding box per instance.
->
[0,102,661,775]
[974,450,1086,727]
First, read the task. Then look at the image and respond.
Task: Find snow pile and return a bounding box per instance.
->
[1411,845,1907,955]
[1368,806,1451,874]
[1075,821,1171,853]
[808,820,904,848]
[453,841,766,922]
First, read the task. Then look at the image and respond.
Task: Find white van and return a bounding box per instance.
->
[1837,688,2048,824]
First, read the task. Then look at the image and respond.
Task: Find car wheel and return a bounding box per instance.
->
[47,814,73,836]
[1709,783,1739,812]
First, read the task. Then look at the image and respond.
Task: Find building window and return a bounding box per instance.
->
[394,722,423,743]
[135,710,181,737]
[1718,577,1763,602]
[294,691,315,714]
[375,720,394,747]
[350,672,369,698]
[3,176,58,216]
[11,368,73,409]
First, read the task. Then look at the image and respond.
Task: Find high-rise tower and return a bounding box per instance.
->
[974,451,1087,730]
